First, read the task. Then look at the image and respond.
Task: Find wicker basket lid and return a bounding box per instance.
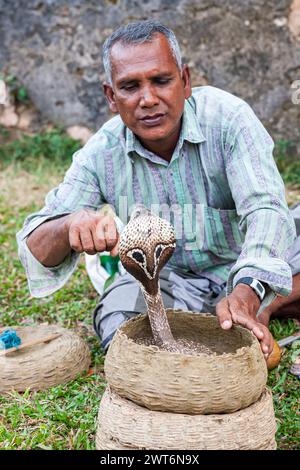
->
[105,309,268,414]
[0,324,91,394]
[96,386,277,450]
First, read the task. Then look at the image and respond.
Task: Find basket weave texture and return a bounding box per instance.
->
[105,310,267,414]
[0,324,91,393]
[96,386,277,450]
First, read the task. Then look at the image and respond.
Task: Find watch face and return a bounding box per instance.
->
[250,280,265,301]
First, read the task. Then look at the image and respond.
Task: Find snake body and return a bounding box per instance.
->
[119,207,180,352]
[119,207,213,355]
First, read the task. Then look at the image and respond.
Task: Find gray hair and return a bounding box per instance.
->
[102,20,182,86]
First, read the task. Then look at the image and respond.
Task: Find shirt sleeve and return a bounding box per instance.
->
[224,103,296,311]
[16,145,106,298]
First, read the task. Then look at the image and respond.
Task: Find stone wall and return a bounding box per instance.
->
[1,0,300,152]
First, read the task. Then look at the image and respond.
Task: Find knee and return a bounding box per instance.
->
[93,309,138,352]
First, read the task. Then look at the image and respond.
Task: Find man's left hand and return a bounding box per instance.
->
[216,284,274,360]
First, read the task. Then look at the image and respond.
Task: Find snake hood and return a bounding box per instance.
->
[119,206,176,296]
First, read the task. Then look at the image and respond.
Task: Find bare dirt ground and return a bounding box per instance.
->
[0,166,62,208]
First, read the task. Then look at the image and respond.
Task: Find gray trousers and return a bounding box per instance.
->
[94,205,300,351]
[93,268,227,350]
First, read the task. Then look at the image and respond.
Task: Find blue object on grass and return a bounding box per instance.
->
[0,329,21,350]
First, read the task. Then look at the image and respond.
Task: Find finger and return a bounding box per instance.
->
[79,229,97,255]
[260,325,274,359]
[104,219,119,251]
[231,311,264,340]
[94,222,107,252]
[110,236,119,257]
[69,225,83,253]
[268,330,274,355]
[232,310,273,357]
[216,298,233,330]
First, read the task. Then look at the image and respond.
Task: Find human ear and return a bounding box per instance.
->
[181,65,192,100]
[103,82,118,114]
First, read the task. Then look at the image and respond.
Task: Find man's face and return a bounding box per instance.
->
[103,34,191,151]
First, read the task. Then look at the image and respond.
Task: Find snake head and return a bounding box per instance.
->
[119,207,176,295]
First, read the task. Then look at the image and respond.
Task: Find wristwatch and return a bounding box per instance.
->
[235,277,266,302]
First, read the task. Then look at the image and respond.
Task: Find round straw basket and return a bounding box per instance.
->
[96,387,277,450]
[0,324,91,394]
[105,310,267,414]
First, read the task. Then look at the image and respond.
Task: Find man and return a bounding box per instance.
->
[17,20,300,360]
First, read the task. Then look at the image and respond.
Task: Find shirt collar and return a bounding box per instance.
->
[125,96,206,161]
[181,97,206,145]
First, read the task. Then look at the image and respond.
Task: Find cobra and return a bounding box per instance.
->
[119,206,180,352]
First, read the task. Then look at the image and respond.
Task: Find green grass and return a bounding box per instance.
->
[0,129,105,449]
[0,131,299,449]
[0,74,30,105]
[267,320,300,450]
[0,200,106,450]
[274,140,300,188]
[0,126,81,172]
[0,377,106,450]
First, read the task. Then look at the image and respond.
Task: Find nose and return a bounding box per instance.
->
[139,85,159,108]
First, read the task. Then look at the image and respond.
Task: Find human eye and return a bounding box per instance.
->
[121,83,138,91]
[154,77,172,85]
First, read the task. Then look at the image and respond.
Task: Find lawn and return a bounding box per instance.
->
[0,128,299,450]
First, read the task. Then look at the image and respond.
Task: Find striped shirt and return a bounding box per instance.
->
[17,86,296,306]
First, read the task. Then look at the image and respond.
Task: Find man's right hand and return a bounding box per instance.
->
[67,209,119,257]
[27,209,119,268]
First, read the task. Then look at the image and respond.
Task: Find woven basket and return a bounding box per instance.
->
[96,386,277,450]
[105,310,267,414]
[0,324,91,394]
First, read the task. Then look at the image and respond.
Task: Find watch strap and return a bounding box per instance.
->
[235,277,266,301]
